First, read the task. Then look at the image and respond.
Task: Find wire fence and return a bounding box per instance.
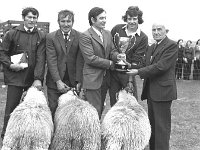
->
[175,59,200,80]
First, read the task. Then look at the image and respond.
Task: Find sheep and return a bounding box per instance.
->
[50,90,101,150]
[101,89,151,150]
[1,86,54,150]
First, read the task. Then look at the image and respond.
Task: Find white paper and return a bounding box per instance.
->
[11,53,28,68]
[11,53,23,64]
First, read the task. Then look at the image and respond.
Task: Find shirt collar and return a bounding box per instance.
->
[92,26,103,37]
[61,30,71,38]
[24,26,34,32]
[156,36,166,45]
[122,24,141,37]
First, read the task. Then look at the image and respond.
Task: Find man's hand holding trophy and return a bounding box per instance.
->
[113,33,136,72]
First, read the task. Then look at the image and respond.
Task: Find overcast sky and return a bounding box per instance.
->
[0,0,199,42]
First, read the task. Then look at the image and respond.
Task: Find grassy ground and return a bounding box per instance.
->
[0,72,200,149]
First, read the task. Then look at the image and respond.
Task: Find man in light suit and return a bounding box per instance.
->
[46,9,83,117]
[127,22,178,150]
[79,7,118,118]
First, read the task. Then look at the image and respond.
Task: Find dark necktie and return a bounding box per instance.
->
[99,34,103,43]
[152,43,158,55]
[64,33,69,43]
[27,30,31,33]
[63,33,71,85]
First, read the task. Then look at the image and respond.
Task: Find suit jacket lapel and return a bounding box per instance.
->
[102,30,107,50]
[66,29,75,55]
[150,37,168,64]
[147,46,154,65]
[57,30,67,55]
[89,27,104,47]
[150,43,158,63]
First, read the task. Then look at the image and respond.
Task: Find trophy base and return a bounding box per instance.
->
[115,63,128,72]
[115,69,129,73]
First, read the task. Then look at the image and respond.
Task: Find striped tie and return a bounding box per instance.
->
[64,33,69,43]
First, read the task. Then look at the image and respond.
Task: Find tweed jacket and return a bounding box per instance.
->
[79,27,115,89]
[139,36,178,101]
[46,29,83,89]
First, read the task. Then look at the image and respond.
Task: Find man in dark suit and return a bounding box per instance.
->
[79,7,118,118]
[46,9,83,117]
[127,22,178,150]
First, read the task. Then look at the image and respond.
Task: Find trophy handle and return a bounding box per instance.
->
[113,32,120,51]
[126,35,136,52]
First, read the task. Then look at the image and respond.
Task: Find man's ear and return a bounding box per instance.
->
[91,17,96,24]
[166,29,169,34]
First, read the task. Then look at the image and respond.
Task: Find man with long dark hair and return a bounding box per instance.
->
[110,6,148,106]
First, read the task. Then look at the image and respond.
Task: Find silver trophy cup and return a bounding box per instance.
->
[114,34,129,71]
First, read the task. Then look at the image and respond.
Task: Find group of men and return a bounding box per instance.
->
[0,6,178,150]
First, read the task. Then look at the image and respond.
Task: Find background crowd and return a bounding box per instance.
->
[175,39,200,80]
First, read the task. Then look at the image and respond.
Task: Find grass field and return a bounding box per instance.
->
[0,73,200,150]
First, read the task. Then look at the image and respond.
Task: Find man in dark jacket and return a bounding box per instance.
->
[127,22,178,150]
[45,9,83,117]
[0,7,46,140]
[110,6,148,105]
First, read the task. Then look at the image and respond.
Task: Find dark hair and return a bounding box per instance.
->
[186,40,192,44]
[185,40,192,48]
[22,7,39,18]
[88,7,105,26]
[177,39,183,45]
[196,39,200,45]
[122,6,143,24]
[58,9,74,23]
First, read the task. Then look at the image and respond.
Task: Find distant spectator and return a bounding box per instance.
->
[193,39,200,80]
[0,41,3,71]
[175,39,184,79]
[183,40,194,80]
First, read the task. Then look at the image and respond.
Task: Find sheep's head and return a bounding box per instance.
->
[116,89,138,104]
[23,86,47,105]
[58,90,77,106]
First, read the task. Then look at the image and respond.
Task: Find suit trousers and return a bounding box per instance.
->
[85,71,109,119]
[147,99,172,150]
[1,85,28,139]
[109,71,138,107]
[47,69,72,118]
[47,87,62,118]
